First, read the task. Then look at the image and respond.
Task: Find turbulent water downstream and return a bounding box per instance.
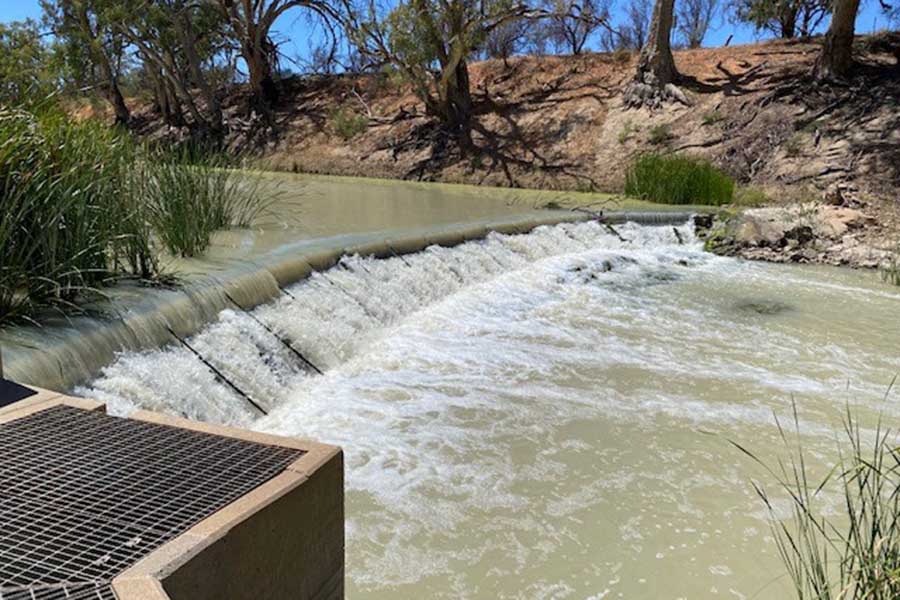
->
[81,221,900,599]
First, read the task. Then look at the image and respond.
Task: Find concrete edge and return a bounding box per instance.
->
[0,387,105,423]
[114,410,341,599]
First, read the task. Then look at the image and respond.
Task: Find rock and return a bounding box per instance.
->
[815,207,874,239]
[784,225,815,245]
[698,204,883,269]
[693,214,714,232]
[822,184,846,206]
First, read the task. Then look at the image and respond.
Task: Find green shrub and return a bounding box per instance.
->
[648,123,672,145]
[330,105,368,140]
[140,149,274,258]
[618,120,637,144]
[624,154,734,205]
[733,186,770,207]
[783,135,803,157]
[702,111,723,126]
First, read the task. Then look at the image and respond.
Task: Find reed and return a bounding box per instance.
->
[140,149,274,257]
[880,250,900,286]
[624,154,734,205]
[734,388,900,600]
[0,107,275,326]
[0,108,155,324]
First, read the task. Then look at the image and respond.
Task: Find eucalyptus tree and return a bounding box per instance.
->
[0,20,59,106]
[731,0,830,39]
[543,0,610,54]
[212,0,339,111]
[676,0,717,47]
[623,0,682,107]
[814,0,860,79]
[41,0,131,124]
[345,0,547,149]
[110,0,225,132]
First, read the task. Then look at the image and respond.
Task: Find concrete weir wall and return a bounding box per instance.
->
[1,211,693,392]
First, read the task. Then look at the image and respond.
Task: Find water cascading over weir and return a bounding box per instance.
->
[1,211,694,407]
[72,215,696,424]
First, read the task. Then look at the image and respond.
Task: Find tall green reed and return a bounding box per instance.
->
[140,149,274,257]
[0,108,155,323]
[624,154,734,205]
[734,387,900,600]
[1,107,276,325]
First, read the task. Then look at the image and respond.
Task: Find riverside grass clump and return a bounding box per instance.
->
[0,108,155,324]
[734,393,900,600]
[624,154,734,205]
[139,149,274,258]
[0,107,275,326]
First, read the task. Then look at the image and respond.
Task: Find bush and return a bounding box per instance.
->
[618,120,638,144]
[733,186,770,207]
[648,123,672,145]
[624,154,734,205]
[330,105,368,140]
[702,111,723,126]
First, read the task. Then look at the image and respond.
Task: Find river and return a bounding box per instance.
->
[80,219,900,599]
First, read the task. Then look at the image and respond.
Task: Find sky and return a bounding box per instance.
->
[0,0,893,71]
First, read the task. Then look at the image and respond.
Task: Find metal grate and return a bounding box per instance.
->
[0,405,304,599]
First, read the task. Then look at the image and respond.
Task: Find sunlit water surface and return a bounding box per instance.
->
[82,221,900,599]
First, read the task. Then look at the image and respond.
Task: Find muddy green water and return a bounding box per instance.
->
[78,214,900,600]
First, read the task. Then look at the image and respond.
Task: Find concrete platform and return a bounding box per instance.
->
[0,386,344,600]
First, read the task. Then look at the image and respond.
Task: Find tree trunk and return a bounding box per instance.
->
[624,0,685,107]
[243,41,279,113]
[74,5,130,125]
[814,0,860,80]
[779,9,797,39]
[433,57,474,150]
[637,0,676,85]
[101,72,131,126]
[176,11,223,132]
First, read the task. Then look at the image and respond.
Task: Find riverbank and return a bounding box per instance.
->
[697,202,896,268]
[0,171,700,392]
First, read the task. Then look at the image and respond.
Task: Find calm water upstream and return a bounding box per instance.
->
[82,220,900,599]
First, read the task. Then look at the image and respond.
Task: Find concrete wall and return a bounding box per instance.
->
[1,390,346,600]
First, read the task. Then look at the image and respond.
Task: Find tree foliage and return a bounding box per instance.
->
[346,0,541,147]
[543,0,610,55]
[0,20,62,107]
[731,0,830,38]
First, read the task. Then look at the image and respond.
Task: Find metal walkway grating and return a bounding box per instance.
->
[0,405,304,599]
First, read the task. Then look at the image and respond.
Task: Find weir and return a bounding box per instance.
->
[0,210,693,394]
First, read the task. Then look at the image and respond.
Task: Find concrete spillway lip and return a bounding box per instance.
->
[0,386,344,600]
[0,210,696,392]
